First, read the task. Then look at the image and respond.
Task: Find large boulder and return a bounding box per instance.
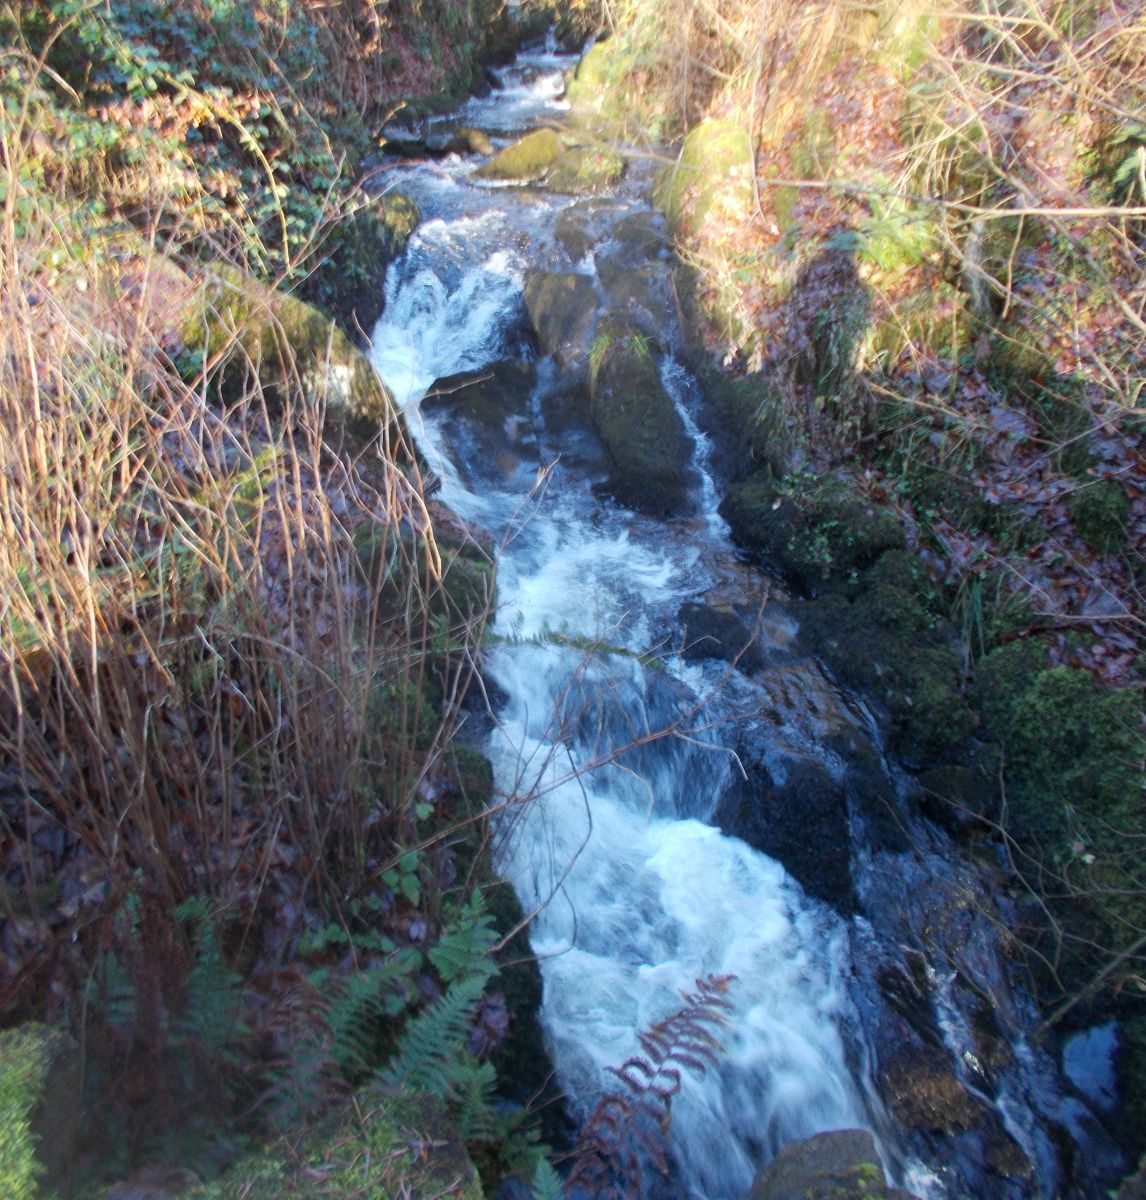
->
[748,1129,914,1200]
[716,753,854,914]
[544,144,626,194]
[654,119,754,238]
[476,128,564,182]
[719,469,904,595]
[523,271,600,370]
[588,314,693,515]
[179,265,405,452]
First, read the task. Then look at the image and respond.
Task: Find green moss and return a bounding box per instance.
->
[804,551,976,761]
[1068,478,1131,556]
[719,470,905,593]
[696,360,788,477]
[0,1026,54,1200]
[181,266,400,445]
[545,145,626,194]
[1001,667,1144,861]
[653,119,753,238]
[475,129,564,182]
[192,1089,483,1200]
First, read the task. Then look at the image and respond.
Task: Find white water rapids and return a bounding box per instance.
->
[370,119,872,1200]
[367,39,1118,1200]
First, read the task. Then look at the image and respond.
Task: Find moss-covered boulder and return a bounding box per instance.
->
[300,192,420,340]
[523,270,600,370]
[653,119,754,238]
[719,470,904,594]
[802,552,977,764]
[596,258,671,339]
[180,266,404,450]
[589,314,693,515]
[475,128,564,182]
[544,144,627,194]
[972,647,1145,867]
[190,1089,483,1200]
[748,1129,913,1200]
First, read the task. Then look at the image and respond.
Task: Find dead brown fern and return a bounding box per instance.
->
[563,974,735,1199]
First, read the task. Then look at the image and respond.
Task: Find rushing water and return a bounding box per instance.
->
[371,39,1121,1200]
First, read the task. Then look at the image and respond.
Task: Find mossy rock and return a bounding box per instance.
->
[653,119,753,239]
[522,271,600,369]
[696,360,788,479]
[802,552,977,763]
[589,314,692,515]
[564,40,631,132]
[544,144,626,194]
[191,1089,483,1200]
[748,1129,911,1200]
[554,198,621,262]
[989,664,1144,862]
[0,1024,78,1200]
[1068,477,1131,556]
[719,470,905,594]
[475,129,564,182]
[300,193,420,340]
[180,265,403,449]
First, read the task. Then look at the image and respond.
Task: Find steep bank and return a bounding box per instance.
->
[565,0,1145,1169]
[0,4,560,1197]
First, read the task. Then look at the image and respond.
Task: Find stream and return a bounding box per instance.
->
[369,37,1123,1200]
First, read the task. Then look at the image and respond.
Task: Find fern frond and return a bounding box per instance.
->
[177,898,245,1052]
[565,974,736,1199]
[428,893,499,985]
[379,967,494,1095]
[325,949,420,1075]
[530,1157,565,1200]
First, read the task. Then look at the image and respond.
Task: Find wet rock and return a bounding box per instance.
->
[425,125,495,157]
[424,360,538,487]
[748,1128,915,1200]
[523,271,599,370]
[678,602,764,672]
[717,753,854,914]
[596,258,672,340]
[882,1044,986,1135]
[916,762,999,839]
[984,1130,1034,1179]
[608,210,669,264]
[554,199,621,263]
[588,314,692,516]
[476,128,564,182]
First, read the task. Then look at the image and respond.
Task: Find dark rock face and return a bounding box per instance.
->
[424,359,538,487]
[678,602,765,672]
[523,271,600,370]
[748,1129,915,1200]
[588,314,693,516]
[717,753,854,914]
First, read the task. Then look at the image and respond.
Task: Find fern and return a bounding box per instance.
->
[379,967,494,1095]
[565,974,735,1200]
[325,948,421,1075]
[177,898,246,1054]
[429,893,500,984]
[531,1158,566,1200]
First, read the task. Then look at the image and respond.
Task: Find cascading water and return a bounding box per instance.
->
[370,38,1120,1200]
